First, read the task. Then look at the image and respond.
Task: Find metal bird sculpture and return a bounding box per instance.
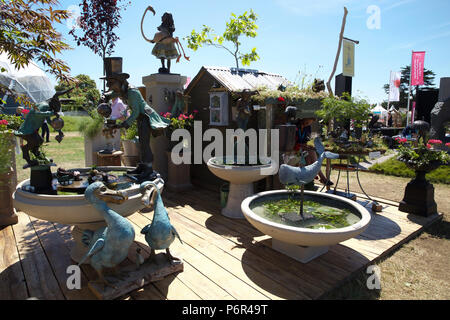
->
[279,137,339,218]
[140,181,183,264]
[78,182,135,289]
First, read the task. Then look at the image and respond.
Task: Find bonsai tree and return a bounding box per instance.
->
[69,0,130,92]
[185,10,259,69]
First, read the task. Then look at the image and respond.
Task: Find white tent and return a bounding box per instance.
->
[0,53,55,104]
[371,104,388,122]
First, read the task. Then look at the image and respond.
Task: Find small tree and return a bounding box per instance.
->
[69,0,130,92]
[55,74,100,112]
[185,10,259,69]
[0,0,72,106]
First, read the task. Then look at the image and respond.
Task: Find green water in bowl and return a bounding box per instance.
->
[251,198,361,230]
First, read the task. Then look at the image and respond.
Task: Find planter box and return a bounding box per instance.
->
[84,131,121,167]
[166,151,192,192]
[121,139,140,167]
[0,136,18,226]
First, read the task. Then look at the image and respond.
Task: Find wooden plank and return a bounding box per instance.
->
[129,213,269,300]
[164,211,308,300]
[128,217,234,300]
[166,207,324,299]
[0,225,28,300]
[165,201,350,297]
[28,216,97,300]
[11,213,65,300]
[88,255,184,300]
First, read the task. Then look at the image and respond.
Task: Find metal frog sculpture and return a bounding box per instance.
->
[140,5,189,74]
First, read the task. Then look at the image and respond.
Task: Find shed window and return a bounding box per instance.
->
[209,92,229,126]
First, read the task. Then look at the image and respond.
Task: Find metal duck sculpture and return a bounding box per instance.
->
[78,182,135,289]
[279,137,339,186]
[140,181,182,264]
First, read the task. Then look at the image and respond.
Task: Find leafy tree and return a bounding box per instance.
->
[55,74,100,112]
[383,65,436,110]
[185,10,259,69]
[0,0,72,106]
[69,0,130,92]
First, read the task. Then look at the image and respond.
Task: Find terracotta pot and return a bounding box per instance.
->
[166,151,192,192]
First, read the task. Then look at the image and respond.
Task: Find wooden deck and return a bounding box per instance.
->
[0,187,442,300]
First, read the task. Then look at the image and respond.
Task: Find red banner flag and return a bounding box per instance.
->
[411,51,425,86]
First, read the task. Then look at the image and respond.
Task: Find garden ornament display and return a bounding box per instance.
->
[140,181,183,265]
[279,138,339,218]
[101,58,170,183]
[412,120,430,145]
[140,5,189,74]
[78,181,135,289]
[14,88,73,167]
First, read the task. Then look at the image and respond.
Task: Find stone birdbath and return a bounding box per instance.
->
[13,166,164,263]
[207,156,273,219]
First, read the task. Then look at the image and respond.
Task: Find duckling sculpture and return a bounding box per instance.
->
[279,138,339,219]
[140,181,182,264]
[78,182,135,289]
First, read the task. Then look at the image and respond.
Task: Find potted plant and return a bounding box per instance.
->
[396,136,450,216]
[161,110,197,191]
[121,121,140,167]
[0,114,24,226]
[79,110,121,166]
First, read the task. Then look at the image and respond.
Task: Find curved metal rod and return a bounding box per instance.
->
[141,6,156,44]
[355,154,376,203]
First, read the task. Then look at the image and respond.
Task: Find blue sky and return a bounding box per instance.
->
[51,0,450,104]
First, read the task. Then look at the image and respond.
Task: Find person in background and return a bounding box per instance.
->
[110,96,128,121]
[41,119,50,143]
[295,117,333,186]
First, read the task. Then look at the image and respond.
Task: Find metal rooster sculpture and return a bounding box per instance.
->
[79,182,135,289]
[140,181,182,264]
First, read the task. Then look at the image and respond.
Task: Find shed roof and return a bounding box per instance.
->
[185,66,290,94]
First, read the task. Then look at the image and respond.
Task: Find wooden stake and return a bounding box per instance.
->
[326,7,349,96]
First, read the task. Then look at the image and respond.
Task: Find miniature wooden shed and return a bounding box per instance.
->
[184,66,291,189]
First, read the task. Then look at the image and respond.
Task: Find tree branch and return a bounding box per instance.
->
[327,7,348,96]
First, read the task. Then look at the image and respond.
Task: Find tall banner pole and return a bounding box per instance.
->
[406,51,413,125]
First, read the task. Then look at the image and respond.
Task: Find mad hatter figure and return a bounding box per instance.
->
[101,58,170,182]
[141,6,189,74]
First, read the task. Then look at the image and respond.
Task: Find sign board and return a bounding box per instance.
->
[342,39,355,77]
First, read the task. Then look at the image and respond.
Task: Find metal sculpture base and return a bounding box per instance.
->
[272,239,329,263]
[222,183,254,219]
[88,254,184,300]
[399,176,438,217]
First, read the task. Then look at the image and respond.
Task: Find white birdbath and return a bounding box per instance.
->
[241,190,371,263]
[13,166,164,263]
[207,156,273,219]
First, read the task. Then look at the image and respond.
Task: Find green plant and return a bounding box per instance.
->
[185,10,259,69]
[161,111,197,134]
[315,93,372,129]
[395,137,449,171]
[78,110,104,139]
[0,113,24,130]
[123,121,138,140]
[0,122,15,174]
[55,74,101,112]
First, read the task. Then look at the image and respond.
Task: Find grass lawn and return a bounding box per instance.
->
[14,133,450,300]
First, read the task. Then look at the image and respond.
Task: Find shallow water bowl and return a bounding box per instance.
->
[241,190,371,263]
[13,166,164,263]
[207,156,274,219]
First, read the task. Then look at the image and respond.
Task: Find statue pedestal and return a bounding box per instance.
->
[142,73,187,181]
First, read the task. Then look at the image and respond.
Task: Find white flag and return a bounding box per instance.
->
[389,71,401,102]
